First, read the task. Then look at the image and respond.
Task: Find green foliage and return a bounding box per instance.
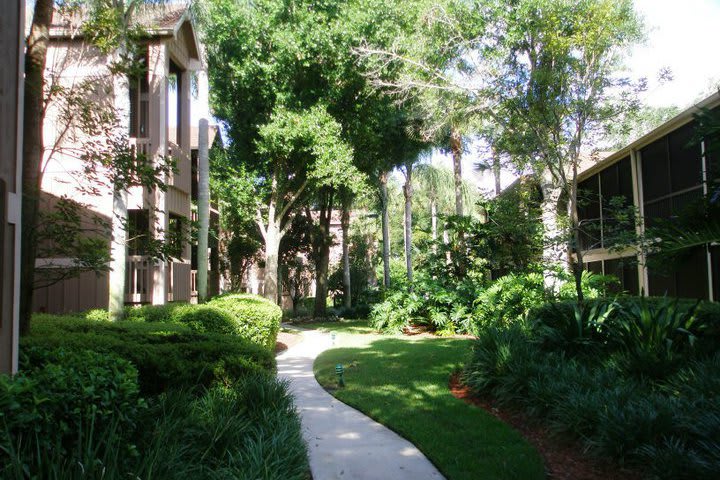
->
[122,294,282,350]
[125,303,237,336]
[614,297,706,378]
[130,375,309,480]
[472,272,546,331]
[533,300,617,354]
[370,271,483,334]
[1,365,308,479]
[369,289,425,333]
[24,314,274,395]
[464,293,720,478]
[207,293,282,350]
[1,349,145,477]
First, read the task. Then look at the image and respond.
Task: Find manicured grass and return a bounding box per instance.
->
[311,324,545,480]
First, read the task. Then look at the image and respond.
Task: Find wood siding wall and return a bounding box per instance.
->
[0,0,23,374]
[34,271,110,314]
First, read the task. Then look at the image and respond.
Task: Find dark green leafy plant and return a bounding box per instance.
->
[534,299,617,354]
[0,349,145,476]
[614,297,703,378]
[24,314,274,394]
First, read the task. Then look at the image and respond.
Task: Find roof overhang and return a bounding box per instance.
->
[579,91,720,181]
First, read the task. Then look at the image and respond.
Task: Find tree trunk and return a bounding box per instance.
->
[403,161,414,287]
[430,198,438,242]
[263,220,281,303]
[450,128,464,217]
[197,119,210,301]
[108,189,128,321]
[341,200,352,309]
[540,174,565,293]
[492,149,502,196]
[108,62,132,321]
[20,0,53,334]
[379,171,391,289]
[313,190,333,318]
[569,163,584,304]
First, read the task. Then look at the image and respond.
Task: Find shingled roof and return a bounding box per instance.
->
[49,3,190,40]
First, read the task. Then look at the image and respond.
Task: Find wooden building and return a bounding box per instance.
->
[34,5,204,313]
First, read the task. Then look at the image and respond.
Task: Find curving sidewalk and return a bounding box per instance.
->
[277,328,444,480]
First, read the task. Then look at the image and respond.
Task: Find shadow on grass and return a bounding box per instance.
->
[314,337,545,480]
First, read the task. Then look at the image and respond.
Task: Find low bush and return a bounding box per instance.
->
[370,274,482,334]
[2,361,308,479]
[132,373,309,480]
[614,297,707,378]
[370,289,425,333]
[464,308,720,479]
[207,293,282,350]
[122,294,282,350]
[529,297,720,365]
[1,349,146,477]
[472,272,546,331]
[124,303,184,323]
[24,314,274,394]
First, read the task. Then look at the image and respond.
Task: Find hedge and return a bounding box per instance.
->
[123,294,282,350]
[207,293,282,350]
[24,314,274,395]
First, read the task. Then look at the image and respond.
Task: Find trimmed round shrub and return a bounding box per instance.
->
[207,294,282,350]
[169,304,237,335]
[124,303,184,323]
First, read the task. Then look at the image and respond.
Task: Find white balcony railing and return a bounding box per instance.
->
[125,255,151,303]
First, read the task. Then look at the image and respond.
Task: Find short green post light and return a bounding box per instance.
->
[335,363,345,387]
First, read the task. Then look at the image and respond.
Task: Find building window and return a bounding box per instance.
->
[641,122,704,227]
[584,257,639,295]
[647,246,709,299]
[127,209,150,255]
[128,51,149,138]
[168,213,185,260]
[577,157,633,250]
[167,61,182,146]
[191,149,199,200]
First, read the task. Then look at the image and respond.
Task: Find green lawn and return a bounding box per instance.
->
[309,322,545,480]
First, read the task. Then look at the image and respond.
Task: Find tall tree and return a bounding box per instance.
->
[360,0,644,300]
[255,106,357,304]
[20,0,54,333]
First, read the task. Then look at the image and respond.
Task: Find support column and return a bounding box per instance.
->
[630,149,648,296]
[108,68,131,319]
[197,118,210,301]
[148,42,168,305]
[0,0,24,374]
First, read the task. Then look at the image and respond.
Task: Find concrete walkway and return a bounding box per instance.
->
[276,328,444,480]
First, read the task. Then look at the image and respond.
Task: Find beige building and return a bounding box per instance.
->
[1,0,24,374]
[577,92,720,300]
[34,5,206,313]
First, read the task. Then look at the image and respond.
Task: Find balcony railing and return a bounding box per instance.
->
[191,269,198,300]
[129,137,151,161]
[125,255,151,303]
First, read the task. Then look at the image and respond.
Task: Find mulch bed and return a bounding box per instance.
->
[448,372,640,480]
[275,331,304,354]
